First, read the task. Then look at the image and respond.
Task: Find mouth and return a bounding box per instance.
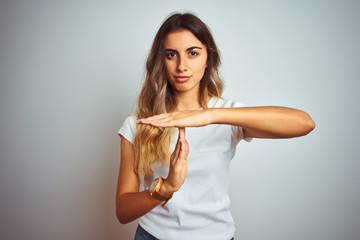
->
[174,75,191,83]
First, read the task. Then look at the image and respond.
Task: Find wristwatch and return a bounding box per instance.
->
[149,177,173,206]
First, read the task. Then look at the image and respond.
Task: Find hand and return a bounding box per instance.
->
[136,109,212,128]
[160,128,189,195]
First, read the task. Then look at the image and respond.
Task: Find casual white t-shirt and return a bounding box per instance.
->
[119,98,251,240]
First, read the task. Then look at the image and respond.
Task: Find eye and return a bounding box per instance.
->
[189,51,198,56]
[166,52,177,59]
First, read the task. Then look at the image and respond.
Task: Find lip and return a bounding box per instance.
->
[174,75,191,83]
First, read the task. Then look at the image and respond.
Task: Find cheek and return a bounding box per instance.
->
[165,60,175,72]
[195,58,208,74]
[164,62,175,83]
[164,62,171,76]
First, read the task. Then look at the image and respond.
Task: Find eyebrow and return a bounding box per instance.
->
[164,46,203,52]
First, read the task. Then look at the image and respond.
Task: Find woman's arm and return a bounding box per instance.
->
[211,107,315,138]
[116,128,189,224]
[116,137,161,224]
[137,106,315,139]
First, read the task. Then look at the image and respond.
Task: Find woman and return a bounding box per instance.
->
[117,13,315,240]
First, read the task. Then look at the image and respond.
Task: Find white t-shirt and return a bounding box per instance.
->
[119,98,251,240]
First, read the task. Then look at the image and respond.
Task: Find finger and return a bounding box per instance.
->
[171,143,181,165]
[136,118,179,128]
[171,138,181,163]
[179,140,189,161]
[173,128,185,159]
[179,127,186,141]
[148,120,175,128]
[139,118,176,127]
[171,128,184,162]
[138,113,170,122]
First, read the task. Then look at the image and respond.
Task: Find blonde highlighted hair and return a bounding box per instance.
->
[134,13,224,178]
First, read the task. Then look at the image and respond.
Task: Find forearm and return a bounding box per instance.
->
[209,107,315,138]
[116,132,187,224]
[116,190,164,224]
[116,179,176,224]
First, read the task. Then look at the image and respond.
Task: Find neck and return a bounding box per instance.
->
[174,90,201,111]
[174,89,211,111]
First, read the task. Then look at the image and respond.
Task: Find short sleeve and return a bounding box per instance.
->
[210,98,252,144]
[232,124,252,144]
[229,101,253,144]
[118,115,137,144]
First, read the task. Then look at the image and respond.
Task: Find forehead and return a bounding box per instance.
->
[164,29,206,49]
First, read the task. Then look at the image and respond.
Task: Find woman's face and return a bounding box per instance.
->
[164,29,208,95]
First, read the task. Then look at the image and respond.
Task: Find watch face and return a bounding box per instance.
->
[150,178,159,191]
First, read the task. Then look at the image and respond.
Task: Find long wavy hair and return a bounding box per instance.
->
[133,13,224,178]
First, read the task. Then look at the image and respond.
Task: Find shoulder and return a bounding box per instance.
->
[118,115,137,143]
[122,115,137,124]
[208,97,245,108]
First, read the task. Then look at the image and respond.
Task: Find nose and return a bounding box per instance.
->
[177,55,188,72]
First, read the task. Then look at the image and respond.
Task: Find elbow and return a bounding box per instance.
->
[117,217,130,225]
[299,112,316,136]
[307,118,316,133]
[116,209,132,224]
[116,198,132,224]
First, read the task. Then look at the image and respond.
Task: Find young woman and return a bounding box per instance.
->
[117,13,315,240]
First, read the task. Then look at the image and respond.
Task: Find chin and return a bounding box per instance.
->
[171,82,199,93]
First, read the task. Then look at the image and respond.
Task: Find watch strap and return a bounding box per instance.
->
[149,177,173,206]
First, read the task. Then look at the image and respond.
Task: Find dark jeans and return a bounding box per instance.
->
[134,224,234,240]
[134,225,158,240]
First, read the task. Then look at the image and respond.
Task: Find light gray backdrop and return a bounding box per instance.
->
[0,0,359,239]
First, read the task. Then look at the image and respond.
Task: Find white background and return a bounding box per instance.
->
[0,0,359,239]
